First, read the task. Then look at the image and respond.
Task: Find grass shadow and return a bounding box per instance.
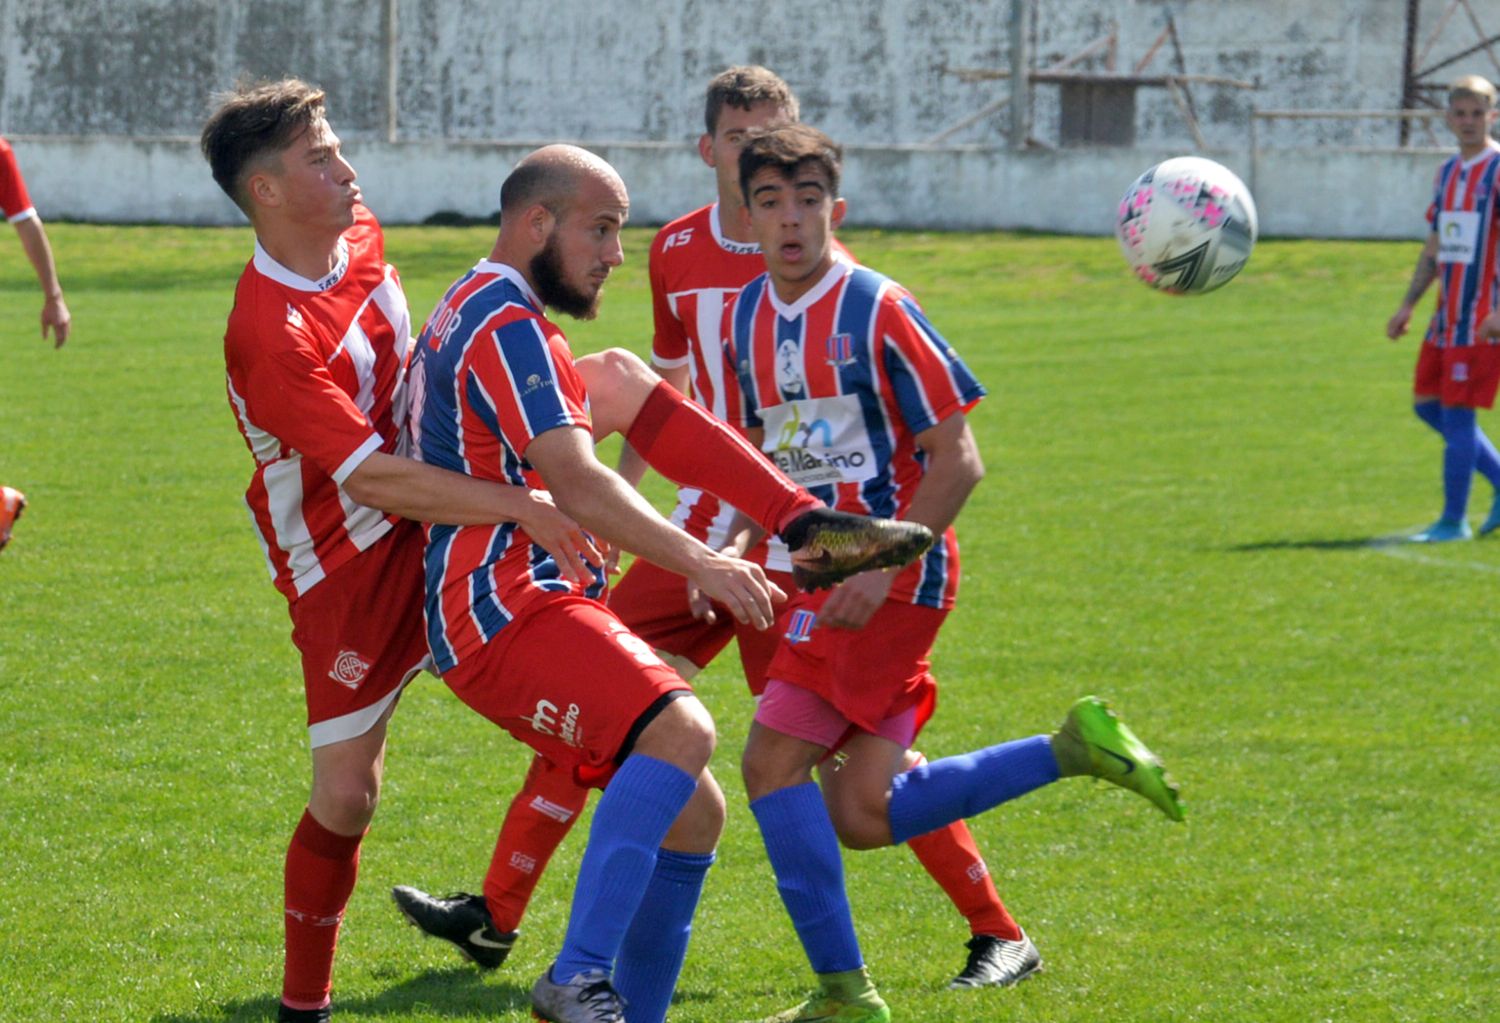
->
[1227,535,1410,552]
[152,967,527,1022]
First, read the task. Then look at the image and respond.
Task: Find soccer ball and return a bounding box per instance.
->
[1115,156,1258,295]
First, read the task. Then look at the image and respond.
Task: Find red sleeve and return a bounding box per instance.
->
[649,231,690,367]
[0,139,35,221]
[226,302,382,482]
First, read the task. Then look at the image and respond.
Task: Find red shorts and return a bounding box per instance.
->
[608,557,792,696]
[288,520,432,748]
[1414,342,1500,409]
[764,595,943,738]
[755,678,919,750]
[441,592,693,787]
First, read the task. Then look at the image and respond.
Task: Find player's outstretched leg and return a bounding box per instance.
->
[391,887,516,969]
[1051,696,1185,821]
[0,486,27,552]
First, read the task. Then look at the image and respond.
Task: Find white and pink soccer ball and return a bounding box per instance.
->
[1115,156,1258,295]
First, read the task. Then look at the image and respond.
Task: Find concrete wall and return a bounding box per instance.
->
[6,133,1443,240]
[0,0,1490,235]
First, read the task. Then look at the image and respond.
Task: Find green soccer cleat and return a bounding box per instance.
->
[1054,696,1185,822]
[752,967,891,1023]
[783,508,934,592]
[1408,518,1472,543]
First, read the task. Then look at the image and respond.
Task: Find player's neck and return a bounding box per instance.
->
[769,252,838,306]
[256,221,345,281]
[717,194,756,244]
[1457,136,1497,161]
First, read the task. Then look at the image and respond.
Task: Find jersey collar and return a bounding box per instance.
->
[473,259,544,312]
[767,254,854,321]
[709,203,761,256]
[253,236,351,293]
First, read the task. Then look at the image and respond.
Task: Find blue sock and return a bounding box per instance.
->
[1440,406,1478,524]
[550,755,697,982]
[613,849,715,1023]
[1414,399,1442,433]
[1474,426,1500,490]
[887,735,1060,845]
[749,782,862,975]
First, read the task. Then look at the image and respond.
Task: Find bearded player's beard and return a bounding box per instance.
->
[530,232,603,320]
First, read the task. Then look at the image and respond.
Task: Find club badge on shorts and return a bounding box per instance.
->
[785,608,817,644]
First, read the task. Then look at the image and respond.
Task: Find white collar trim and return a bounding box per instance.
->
[768,255,855,320]
[253,236,350,292]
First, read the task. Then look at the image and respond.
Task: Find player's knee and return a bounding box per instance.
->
[739,745,813,802]
[664,768,727,852]
[309,775,380,833]
[824,786,894,850]
[632,695,716,775]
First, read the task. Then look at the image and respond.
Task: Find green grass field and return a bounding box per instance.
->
[1,222,1497,1023]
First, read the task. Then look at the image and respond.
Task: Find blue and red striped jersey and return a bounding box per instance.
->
[1424,141,1500,349]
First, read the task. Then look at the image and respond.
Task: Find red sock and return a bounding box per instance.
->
[902,751,1022,940]
[282,809,365,1011]
[484,754,592,933]
[625,382,820,536]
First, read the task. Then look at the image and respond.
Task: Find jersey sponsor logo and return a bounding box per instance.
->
[785,608,817,643]
[608,620,664,666]
[1453,360,1470,383]
[762,397,878,487]
[520,372,554,398]
[1438,211,1479,265]
[508,851,539,874]
[427,304,462,350]
[824,333,855,367]
[661,228,694,251]
[719,236,760,255]
[528,698,585,748]
[776,337,806,396]
[328,649,371,690]
[528,796,578,823]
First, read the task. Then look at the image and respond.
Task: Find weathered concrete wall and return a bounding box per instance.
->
[5,133,1445,241]
[0,0,1491,145]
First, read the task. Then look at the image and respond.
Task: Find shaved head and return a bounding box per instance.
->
[500,144,625,223]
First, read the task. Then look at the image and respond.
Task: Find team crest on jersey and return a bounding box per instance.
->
[776,338,806,396]
[328,649,371,690]
[785,608,817,644]
[286,303,304,328]
[825,333,855,367]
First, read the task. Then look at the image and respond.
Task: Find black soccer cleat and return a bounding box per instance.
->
[781,507,934,592]
[947,932,1043,989]
[277,1005,331,1023]
[391,885,517,970]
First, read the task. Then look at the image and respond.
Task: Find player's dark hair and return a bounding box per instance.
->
[737,123,843,206]
[704,65,799,136]
[498,160,567,224]
[200,78,327,213]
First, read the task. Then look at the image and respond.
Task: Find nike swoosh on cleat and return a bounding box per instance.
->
[1094,744,1135,774]
[468,928,508,948]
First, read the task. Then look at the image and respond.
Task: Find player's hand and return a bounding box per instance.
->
[688,551,786,630]
[42,294,70,348]
[1386,306,1412,341]
[818,569,896,630]
[685,578,716,624]
[1480,310,1500,343]
[517,490,602,584]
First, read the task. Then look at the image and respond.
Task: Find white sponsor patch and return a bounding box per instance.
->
[760,396,877,487]
[1437,210,1479,264]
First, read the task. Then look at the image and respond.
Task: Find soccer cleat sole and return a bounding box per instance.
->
[789,518,934,591]
[1068,696,1185,822]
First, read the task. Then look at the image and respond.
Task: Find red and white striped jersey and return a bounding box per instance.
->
[1424,140,1500,349]
[727,257,985,610]
[0,137,36,222]
[222,205,414,601]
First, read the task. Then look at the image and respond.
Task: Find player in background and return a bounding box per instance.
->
[726,124,1184,1023]
[406,143,930,1023]
[200,80,601,1023]
[1385,75,1500,542]
[394,65,1044,992]
[1,134,73,552]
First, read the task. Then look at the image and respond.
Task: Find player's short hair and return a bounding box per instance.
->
[737,123,843,206]
[200,78,327,213]
[704,65,799,136]
[1447,74,1498,109]
[498,160,568,224]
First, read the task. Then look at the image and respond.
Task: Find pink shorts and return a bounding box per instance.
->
[607,557,791,695]
[288,520,432,748]
[755,678,919,750]
[1414,341,1500,409]
[441,592,693,787]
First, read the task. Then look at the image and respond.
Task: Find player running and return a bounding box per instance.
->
[395,66,1044,993]
[406,143,930,1023]
[726,123,1184,1023]
[1385,75,1500,542]
[201,79,601,1023]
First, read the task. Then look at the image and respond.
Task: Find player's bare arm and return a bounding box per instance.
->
[1387,233,1440,340]
[12,214,70,347]
[343,450,600,582]
[820,411,984,630]
[1480,309,1500,342]
[525,423,784,629]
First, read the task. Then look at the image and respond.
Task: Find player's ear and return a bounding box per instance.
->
[697,133,715,168]
[245,168,281,211]
[525,203,555,244]
[831,197,848,230]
